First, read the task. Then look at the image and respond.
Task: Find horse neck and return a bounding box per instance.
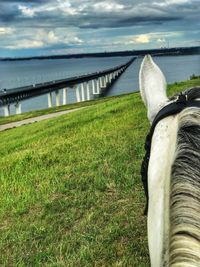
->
[148,108,200,267]
[148,115,178,267]
[169,107,200,266]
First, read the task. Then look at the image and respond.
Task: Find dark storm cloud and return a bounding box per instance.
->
[0,0,198,29]
[78,15,182,29]
[0,0,51,3]
[0,3,20,23]
[0,0,199,57]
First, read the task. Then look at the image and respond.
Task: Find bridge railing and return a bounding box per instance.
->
[0,57,136,116]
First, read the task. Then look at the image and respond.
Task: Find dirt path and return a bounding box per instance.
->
[0,107,85,132]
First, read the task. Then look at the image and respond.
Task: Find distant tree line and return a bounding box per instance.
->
[1,46,200,61]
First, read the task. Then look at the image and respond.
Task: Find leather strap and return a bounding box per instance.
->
[141,87,200,215]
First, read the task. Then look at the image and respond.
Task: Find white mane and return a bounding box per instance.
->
[139,55,200,266]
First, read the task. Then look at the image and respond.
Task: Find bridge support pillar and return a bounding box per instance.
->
[92,79,96,94]
[99,77,103,88]
[55,90,60,106]
[96,79,100,94]
[105,75,109,84]
[86,82,90,101]
[75,85,81,102]
[102,76,106,87]
[63,88,67,105]
[3,104,10,117]
[48,92,53,108]
[109,74,112,83]
[15,102,22,115]
[81,83,85,101]
[93,84,100,98]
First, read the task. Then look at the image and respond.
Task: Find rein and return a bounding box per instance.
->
[141,87,200,215]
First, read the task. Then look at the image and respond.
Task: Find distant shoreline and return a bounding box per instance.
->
[1,46,199,61]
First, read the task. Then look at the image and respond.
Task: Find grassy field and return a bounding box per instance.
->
[0,78,200,266]
[1,77,199,126]
[0,94,130,126]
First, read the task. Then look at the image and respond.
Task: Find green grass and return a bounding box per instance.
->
[0,94,132,126]
[1,78,199,126]
[0,78,200,266]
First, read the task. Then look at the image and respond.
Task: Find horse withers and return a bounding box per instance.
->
[139,55,200,267]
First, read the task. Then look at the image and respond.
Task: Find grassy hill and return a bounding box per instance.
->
[0,78,200,266]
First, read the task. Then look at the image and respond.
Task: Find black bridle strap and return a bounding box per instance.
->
[141,91,200,215]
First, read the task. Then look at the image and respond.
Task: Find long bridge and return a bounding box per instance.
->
[0,57,135,116]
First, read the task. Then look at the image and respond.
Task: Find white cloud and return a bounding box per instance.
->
[134,31,182,41]
[157,38,166,42]
[0,27,14,35]
[7,40,44,49]
[166,0,191,4]
[120,34,151,44]
[57,0,78,15]
[45,30,83,45]
[101,31,183,47]
[47,31,59,43]
[18,5,35,17]
[69,36,83,44]
[18,1,78,18]
[93,1,124,12]
[153,0,191,7]
[3,28,83,50]
[135,34,150,43]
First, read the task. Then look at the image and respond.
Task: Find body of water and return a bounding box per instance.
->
[0,55,199,116]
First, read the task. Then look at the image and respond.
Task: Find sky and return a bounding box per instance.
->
[0,0,199,57]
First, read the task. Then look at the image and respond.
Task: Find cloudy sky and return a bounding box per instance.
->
[0,0,199,57]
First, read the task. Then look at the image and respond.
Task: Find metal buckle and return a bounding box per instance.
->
[176,93,188,103]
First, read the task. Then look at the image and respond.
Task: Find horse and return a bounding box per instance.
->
[139,55,200,267]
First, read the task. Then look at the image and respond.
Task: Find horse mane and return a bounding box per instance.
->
[169,88,200,266]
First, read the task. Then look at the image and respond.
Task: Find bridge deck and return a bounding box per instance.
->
[0,57,136,117]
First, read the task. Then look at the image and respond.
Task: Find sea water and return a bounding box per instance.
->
[0,55,199,116]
